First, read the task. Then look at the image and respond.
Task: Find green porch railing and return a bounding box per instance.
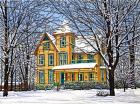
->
[71,60,96,64]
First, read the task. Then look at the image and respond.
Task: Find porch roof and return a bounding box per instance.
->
[52,63,97,70]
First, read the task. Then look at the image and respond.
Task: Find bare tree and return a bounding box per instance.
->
[0,0,55,96]
[115,56,130,92]
[49,0,140,96]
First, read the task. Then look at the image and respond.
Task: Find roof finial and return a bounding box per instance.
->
[55,19,71,34]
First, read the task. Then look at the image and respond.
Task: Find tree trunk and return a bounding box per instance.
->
[3,0,9,97]
[123,81,126,92]
[129,43,135,89]
[109,69,115,96]
[14,71,17,91]
[3,58,9,97]
[10,70,14,91]
[24,55,29,91]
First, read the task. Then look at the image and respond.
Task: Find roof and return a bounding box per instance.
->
[54,20,72,34]
[74,35,97,53]
[52,63,97,70]
[34,33,59,55]
[100,66,106,69]
[48,33,56,45]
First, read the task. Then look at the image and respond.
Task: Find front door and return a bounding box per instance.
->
[60,72,64,85]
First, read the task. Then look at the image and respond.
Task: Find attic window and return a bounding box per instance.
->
[43,42,50,50]
[60,36,66,48]
[43,36,49,40]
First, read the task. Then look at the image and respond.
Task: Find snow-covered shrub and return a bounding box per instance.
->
[136,82,140,88]
[114,80,128,89]
[53,82,61,91]
[35,84,46,90]
[96,90,110,96]
[45,85,54,90]
[64,81,109,90]
[35,84,53,90]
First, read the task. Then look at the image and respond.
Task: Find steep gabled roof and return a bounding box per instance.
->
[34,33,58,55]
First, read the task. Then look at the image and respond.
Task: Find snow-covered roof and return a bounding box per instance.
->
[100,66,106,69]
[47,33,56,45]
[52,63,97,70]
[74,35,97,53]
[54,20,72,34]
[47,33,59,51]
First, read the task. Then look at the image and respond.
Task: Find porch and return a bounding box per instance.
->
[51,63,98,85]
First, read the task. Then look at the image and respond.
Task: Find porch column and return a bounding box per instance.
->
[64,70,66,84]
[53,71,56,83]
[78,69,80,81]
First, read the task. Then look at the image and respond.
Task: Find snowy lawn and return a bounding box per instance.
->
[0,89,140,104]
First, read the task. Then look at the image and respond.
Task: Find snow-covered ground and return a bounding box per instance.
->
[0,89,140,104]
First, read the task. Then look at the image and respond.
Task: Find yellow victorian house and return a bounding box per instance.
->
[34,25,107,86]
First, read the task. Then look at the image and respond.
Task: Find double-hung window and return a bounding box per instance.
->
[89,73,94,81]
[77,54,83,63]
[60,36,66,47]
[71,37,75,51]
[39,70,45,84]
[38,54,45,65]
[59,52,68,65]
[101,70,104,81]
[48,70,54,84]
[87,54,94,62]
[43,42,50,50]
[72,73,75,81]
[48,54,54,66]
[78,73,84,81]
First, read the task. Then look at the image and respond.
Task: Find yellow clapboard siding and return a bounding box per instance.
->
[35,33,107,85]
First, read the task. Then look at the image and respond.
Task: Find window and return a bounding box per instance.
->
[78,73,83,81]
[60,36,66,47]
[39,70,45,84]
[59,52,68,65]
[43,36,49,41]
[48,70,54,84]
[71,73,75,81]
[71,37,75,51]
[38,54,45,65]
[43,42,50,50]
[101,70,104,81]
[72,54,75,60]
[71,54,75,64]
[88,54,93,60]
[89,73,94,81]
[77,54,83,63]
[88,54,94,62]
[48,54,54,66]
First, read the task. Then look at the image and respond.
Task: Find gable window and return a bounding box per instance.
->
[43,36,49,41]
[43,42,50,50]
[77,54,83,63]
[39,70,45,84]
[48,70,54,84]
[60,36,66,47]
[48,54,54,66]
[59,52,68,65]
[38,54,45,65]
